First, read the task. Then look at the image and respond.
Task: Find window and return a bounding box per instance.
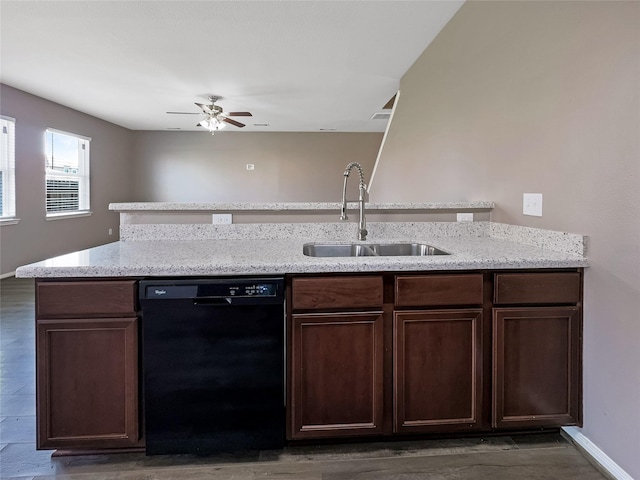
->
[0,116,16,220]
[45,129,90,216]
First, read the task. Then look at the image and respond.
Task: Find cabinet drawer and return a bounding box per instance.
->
[291,276,383,310]
[494,272,581,305]
[395,274,483,307]
[37,280,137,318]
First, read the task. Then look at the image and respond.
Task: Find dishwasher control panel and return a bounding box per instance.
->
[227,283,277,297]
[203,282,278,298]
[141,278,282,299]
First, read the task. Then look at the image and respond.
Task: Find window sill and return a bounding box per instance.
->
[0,217,20,226]
[46,211,93,221]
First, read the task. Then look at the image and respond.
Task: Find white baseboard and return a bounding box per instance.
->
[0,271,16,279]
[562,427,634,480]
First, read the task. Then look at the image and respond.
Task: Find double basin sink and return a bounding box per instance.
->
[303,242,449,257]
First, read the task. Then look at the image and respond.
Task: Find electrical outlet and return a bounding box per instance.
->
[212,214,233,225]
[523,193,543,217]
[457,213,474,222]
[108,228,113,235]
[246,164,255,171]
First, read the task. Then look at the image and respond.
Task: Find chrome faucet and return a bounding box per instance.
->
[340,162,368,241]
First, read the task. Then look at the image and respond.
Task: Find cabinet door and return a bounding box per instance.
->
[493,307,581,429]
[37,318,139,450]
[290,312,384,439]
[394,309,483,433]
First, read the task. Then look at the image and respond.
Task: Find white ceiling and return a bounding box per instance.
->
[0,1,463,132]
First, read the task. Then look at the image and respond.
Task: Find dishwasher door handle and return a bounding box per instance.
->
[192,297,233,306]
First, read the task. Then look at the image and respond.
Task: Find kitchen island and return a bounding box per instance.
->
[15,205,588,454]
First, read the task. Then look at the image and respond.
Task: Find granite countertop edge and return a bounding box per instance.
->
[109,201,495,212]
[14,236,589,279]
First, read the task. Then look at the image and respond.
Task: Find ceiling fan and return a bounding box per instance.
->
[167,96,252,134]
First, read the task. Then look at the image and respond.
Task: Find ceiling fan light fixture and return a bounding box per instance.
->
[198,115,226,135]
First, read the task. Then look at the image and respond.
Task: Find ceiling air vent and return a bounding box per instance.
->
[370,112,391,120]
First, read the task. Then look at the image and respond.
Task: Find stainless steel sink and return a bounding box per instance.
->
[368,243,449,256]
[303,242,450,257]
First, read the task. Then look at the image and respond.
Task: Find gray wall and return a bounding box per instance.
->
[0,85,381,275]
[0,85,135,274]
[371,1,640,477]
[132,131,381,202]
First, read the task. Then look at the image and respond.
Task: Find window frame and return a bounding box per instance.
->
[0,115,17,223]
[44,128,91,218]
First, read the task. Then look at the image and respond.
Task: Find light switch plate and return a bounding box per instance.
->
[212,214,233,224]
[523,193,543,217]
[457,213,474,222]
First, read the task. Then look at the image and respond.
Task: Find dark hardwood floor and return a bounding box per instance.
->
[0,276,608,480]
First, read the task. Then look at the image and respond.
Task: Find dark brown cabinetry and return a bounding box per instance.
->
[36,280,140,450]
[289,270,583,441]
[492,272,582,429]
[395,274,484,307]
[289,276,385,439]
[394,274,484,434]
[33,269,583,451]
[290,312,384,438]
[394,309,482,433]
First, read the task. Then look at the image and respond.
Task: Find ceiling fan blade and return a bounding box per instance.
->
[167,111,201,115]
[227,112,252,117]
[223,117,246,128]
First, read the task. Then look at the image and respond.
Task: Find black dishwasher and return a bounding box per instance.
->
[139,277,285,455]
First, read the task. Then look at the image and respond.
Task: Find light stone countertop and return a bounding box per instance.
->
[15,228,588,278]
[109,201,495,212]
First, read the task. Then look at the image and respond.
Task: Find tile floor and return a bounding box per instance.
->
[0,276,609,479]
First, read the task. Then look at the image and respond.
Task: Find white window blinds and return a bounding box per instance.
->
[0,116,16,219]
[45,128,90,215]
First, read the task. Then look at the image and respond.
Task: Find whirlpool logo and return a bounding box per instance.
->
[154,289,167,296]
